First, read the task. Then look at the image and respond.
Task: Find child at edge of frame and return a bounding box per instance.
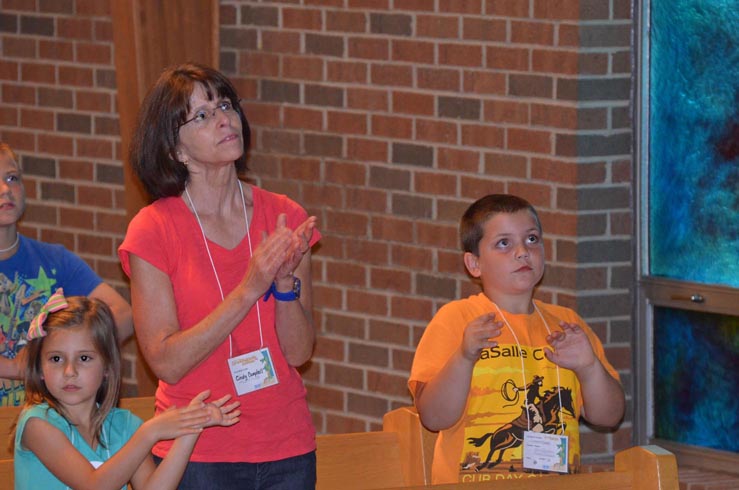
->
[408,194,625,485]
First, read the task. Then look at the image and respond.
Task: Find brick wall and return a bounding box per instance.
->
[0,0,139,391]
[0,0,633,463]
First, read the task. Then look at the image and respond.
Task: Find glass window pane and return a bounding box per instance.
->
[653,306,739,452]
[648,0,739,288]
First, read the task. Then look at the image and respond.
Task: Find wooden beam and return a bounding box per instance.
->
[110,0,219,395]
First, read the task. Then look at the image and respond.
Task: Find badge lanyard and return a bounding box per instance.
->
[185,181,265,356]
[492,301,569,473]
[186,181,279,396]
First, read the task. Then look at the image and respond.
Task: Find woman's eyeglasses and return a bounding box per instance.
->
[179,99,242,129]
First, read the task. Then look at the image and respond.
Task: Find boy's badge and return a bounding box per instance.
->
[522,431,569,473]
[228,347,279,396]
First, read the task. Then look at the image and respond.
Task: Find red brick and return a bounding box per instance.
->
[370,64,412,87]
[78,233,113,255]
[78,184,113,207]
[415,171,457,196]
[283,106,323,131]
[77,91,112,112]
[486,0,530,17]
[417,222,457,248]
[325,209,369,237]
[347,137,388,162]
[281,156,321,180]
[417,67,460,91]
[394,0,435,11]
[370,267,411,293]
[348,37,389,60]
[327,60,368,84]
[21,62,56,83]
[77,0,110,15]
[531,102,577,129]
[415,118,457,144]
[306,385,344,410]
[390,296,434,321]
[0,107,19,126]
[438,147,481,173]
[372,216,415,242]
[0,61,19,81]
[94,20,113,42]
[282,7,322,30]
[439,43,483,67]
[60,206,94,229]
[416,14,459,38]
[483,99,529,124]
[96,211,128,234]
[366,371,409,397]
[3,37,37,58]
[508,182,553,208]
[38,134,75,156]
[460,176,506,200]
[486,46,530,71]
[2,83,36,105]
[242,102,280,128]
[532,48,579,74]
[59,66,94,87]
[392,91,433,116]
[371,115,413,139]
[20,108,54,130]
[39,40,74,61]
[326,10,367,32]
[58,18,93,40]
[534,0,580,20]
[76,42,111,64]
[391,39,434,64]
[77,138,113,159]
[327,111,367,135]
[262,30,301,54]
[347,290,388,316]
[463,17,506,42]
[347,88,388,111]
[531,157,577,183]
[460,124,505,149]
[463,71,506,95]
[511,20,555,45]
[240,52,280,77]
[282,55,323,80]
[507,127,551,153]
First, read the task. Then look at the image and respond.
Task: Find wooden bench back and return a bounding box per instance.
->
[0,396,155,459]
[315,431,406,490]
[0,396,155,488]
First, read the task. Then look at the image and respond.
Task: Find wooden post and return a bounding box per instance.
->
[110,0,219,395]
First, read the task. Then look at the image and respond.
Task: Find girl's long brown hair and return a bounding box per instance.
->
[15,296,121,449]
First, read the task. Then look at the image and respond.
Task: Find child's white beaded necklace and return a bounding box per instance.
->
[0,232,19,253]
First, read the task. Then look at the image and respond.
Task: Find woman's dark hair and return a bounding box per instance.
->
[460,194,542,256]
[129,62,251,201]
[21,296,121,449]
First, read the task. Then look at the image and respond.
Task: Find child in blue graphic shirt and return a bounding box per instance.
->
[12,290,241,490]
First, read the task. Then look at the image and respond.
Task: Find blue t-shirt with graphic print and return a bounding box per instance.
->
[0,235,101,406]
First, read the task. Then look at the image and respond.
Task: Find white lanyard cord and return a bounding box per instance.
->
[185,180,264,358]
[493,301,565,433]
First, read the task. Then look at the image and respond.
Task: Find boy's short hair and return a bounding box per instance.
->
[460,194,542,255]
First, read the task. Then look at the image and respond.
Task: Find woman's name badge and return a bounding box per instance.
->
[228,347,279,396]
[522,431,569,473]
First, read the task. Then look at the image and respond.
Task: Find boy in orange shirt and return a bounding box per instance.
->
[409,194,624,484]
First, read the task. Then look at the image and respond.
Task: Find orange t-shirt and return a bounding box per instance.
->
[409,294,619,484]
